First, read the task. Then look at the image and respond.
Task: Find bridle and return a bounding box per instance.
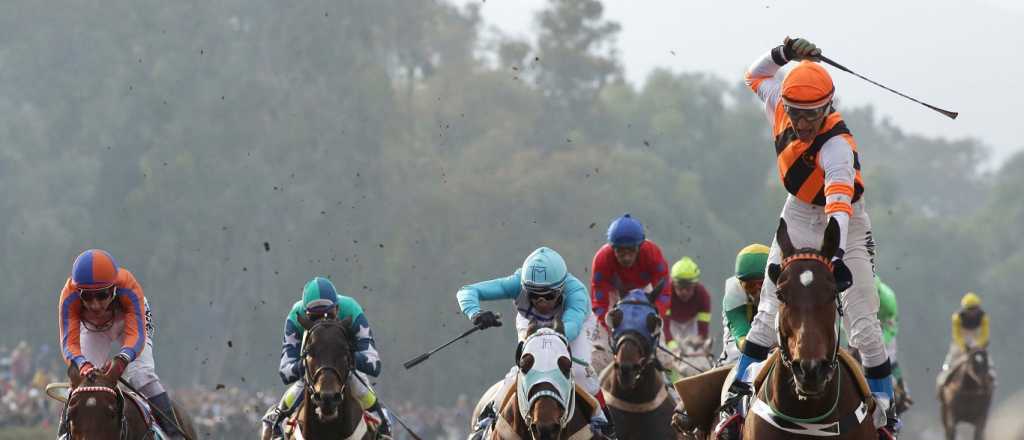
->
[775,252,843,390]
[301,319,355,409]
[68,384,138,440]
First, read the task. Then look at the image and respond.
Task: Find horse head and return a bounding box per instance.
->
[66,362,125,439]
[768,217,842,397]
[297,312,355,422]
[966,347,992,389]
[606,289,661,389]
[518,320,574,439]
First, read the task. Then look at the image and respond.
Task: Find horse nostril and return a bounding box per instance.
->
[330,392,342,403]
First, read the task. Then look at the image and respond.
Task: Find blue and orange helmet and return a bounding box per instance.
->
[71,249,119,289]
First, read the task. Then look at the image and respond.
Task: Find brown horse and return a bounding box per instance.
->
[600,291,677,439]
[743,218,875,439]
[939,347,993,440]
[64,363,196,439]
[470,320,605,440]
[289,315,376,440]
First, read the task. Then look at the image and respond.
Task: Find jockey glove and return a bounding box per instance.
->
[472,311,503,329]
[783,36,821,61]
[832,258,852,292]
[79,362,97,381]
[103,354,130,381]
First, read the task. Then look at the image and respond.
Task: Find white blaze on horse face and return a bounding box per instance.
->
[799,270,814,287]
[85,397,97,407]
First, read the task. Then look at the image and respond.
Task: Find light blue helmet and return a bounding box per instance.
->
[520,247,569,293]
[607,213,645,247]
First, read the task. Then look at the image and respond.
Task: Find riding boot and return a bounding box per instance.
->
[149,392,186,440]
[470,401,497,439]
[367,401,393,438]
[715,343,767,436]
[261,402,288,440]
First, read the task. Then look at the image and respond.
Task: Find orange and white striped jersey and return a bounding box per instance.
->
[745,49,865,252]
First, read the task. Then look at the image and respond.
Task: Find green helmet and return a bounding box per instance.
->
[735,244,770,281]
[302,277,340,313]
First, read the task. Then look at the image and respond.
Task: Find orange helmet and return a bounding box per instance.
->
[782,61,834,109]
[71,249,119,289]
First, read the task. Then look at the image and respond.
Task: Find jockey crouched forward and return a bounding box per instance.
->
[458,247,614,436]
[261,277,392,439]
[57,249,185,439]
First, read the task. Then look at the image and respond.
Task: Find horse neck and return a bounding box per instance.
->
[766,359,841,419]
[298,388,363,438]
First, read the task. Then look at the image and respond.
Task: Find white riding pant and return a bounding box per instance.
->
[745,196,889,369]
[78,300,164,398]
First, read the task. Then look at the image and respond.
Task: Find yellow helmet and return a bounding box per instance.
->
[960,292,981,309]
[671,257,701,282]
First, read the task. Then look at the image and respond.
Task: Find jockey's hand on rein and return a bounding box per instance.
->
[832,258,852,292]
[472,311,503,330]
[102,354,130,380]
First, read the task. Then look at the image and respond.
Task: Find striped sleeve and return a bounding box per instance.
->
[820,136,857,253]
[745,49,785,120]
[58,279,87,368]
[114,269,148,362]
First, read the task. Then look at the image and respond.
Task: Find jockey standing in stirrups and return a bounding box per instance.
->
[261,277,392,439]
[716,36,899,437]
[56,249,186,439]
[458,246,614,436]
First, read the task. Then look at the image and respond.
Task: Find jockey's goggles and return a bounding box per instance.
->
[306,305,337,320]
[784,103,829,122]
[79,286,114,302]
[525,284,563,302]
[672,279,696,289]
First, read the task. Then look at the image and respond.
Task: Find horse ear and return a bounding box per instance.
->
[775,218,795,257]
[821,217,840,260]
[519,353,534,373]
[645,313,662,335]
[768,263,782,284]
[557,356,572,378]
[296,312,315,331]
[607,309,623,329]
[68,363,82,389]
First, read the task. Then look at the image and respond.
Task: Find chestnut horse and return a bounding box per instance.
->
[743,218,875,439]
[470,321,605,440]
[938,347,993,440]
[64,363,195,440]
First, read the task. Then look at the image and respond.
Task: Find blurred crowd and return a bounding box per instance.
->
[0,341,473,439]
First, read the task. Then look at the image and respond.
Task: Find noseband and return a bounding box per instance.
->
[302,320,355,404]
[776,252,843,384]
[68,385,130,440]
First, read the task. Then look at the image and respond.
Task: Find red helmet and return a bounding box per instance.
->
[71,249,119,289]
[782,61,834,109]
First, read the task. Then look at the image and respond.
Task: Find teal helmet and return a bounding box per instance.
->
[302,277,340,313]
[520,247,568,294]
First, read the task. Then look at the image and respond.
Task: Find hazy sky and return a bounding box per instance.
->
[456,0,1024,163]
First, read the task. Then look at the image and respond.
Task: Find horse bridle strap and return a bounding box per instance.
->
[780,252,833,272]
